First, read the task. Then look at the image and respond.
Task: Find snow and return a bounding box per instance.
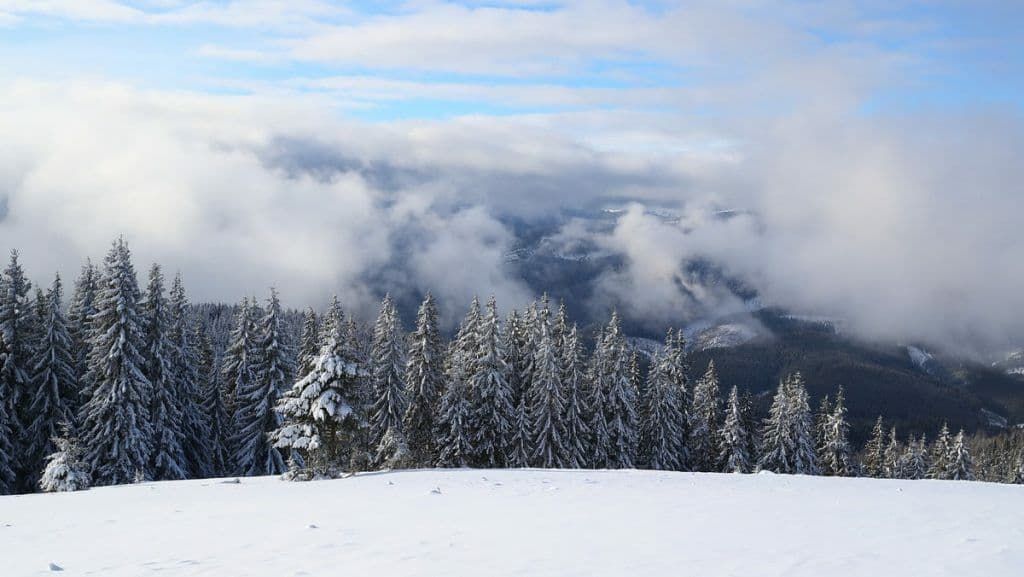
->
[3,469,1024,576]
[625,336,663,359]
[676,321,761,352]
[693,322,760,350]
[782,314,844,333]
[990,349,1024,376]
[981,408,1009,428]
[907,345,934,369]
